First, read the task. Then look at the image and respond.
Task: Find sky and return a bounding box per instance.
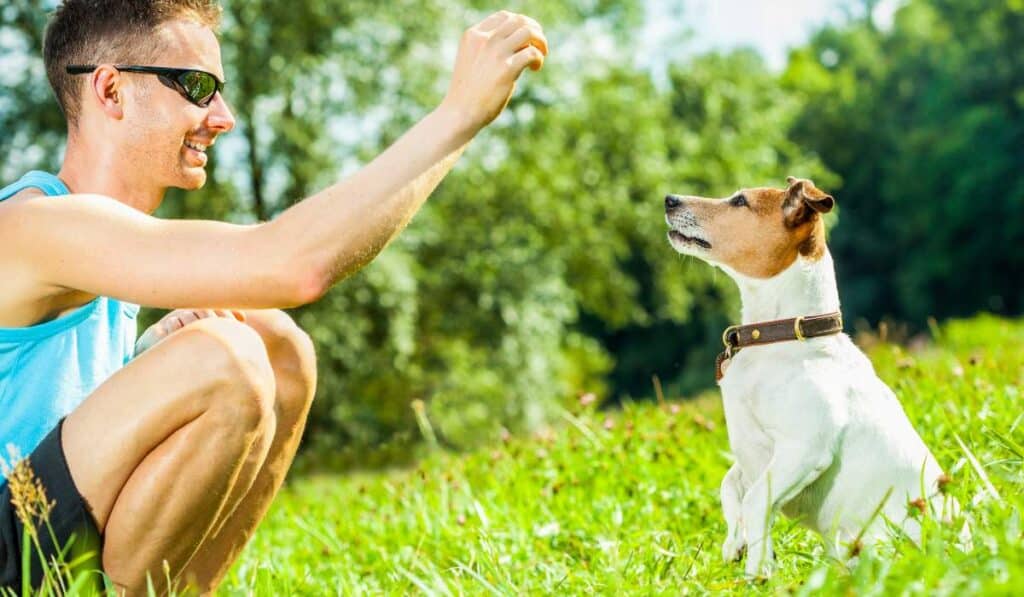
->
[643,0,902,71]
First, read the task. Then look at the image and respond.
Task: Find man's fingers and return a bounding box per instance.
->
[502,25,548,57]
[140,306,242,355]
[498,13,541,34]
[491,14,529,41]
[167,314,186,331]
[144,326,166,342]
[509,45,545,73]
[208,308,245,321]
[499,15,544,43]
[475,10,513,33]
[521,15,543,34]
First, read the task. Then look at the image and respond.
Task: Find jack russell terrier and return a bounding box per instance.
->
[664,177,956,577]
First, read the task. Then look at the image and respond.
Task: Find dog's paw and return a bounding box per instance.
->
[743,544,775,578]
[721,531,746,563]
[957,519,974,552]
[743,556,775,580]
[723,541,746,563]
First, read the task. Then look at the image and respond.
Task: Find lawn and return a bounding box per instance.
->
[219,315,1024,595]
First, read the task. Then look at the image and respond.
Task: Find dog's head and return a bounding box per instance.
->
[664,177,835,278]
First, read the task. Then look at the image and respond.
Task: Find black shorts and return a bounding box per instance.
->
[1,420,103,593]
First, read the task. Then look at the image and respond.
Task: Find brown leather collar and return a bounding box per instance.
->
[715,311,844,382]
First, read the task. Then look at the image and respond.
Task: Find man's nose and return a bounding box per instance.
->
[205,93,236,133]
[665,195,682,209]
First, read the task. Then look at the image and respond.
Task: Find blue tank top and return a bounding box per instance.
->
[0,171,139,483]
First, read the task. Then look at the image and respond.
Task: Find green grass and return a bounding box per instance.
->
[216,314,1023,595]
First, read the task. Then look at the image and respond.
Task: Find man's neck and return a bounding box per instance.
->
[728,251,842,324]
[58,134,165,213]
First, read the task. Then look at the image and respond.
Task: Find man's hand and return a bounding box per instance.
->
[135,309,246,356]
[441,11,548,134]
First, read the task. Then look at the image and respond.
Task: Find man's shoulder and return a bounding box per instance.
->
[0,188,69,327]
[0,187,52,244]
[0,186,49,214]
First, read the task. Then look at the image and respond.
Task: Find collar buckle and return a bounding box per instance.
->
[721,324,740,358]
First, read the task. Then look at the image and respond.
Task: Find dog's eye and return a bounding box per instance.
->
[730,194,749,207]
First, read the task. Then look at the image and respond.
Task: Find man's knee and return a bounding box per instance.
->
[244,310,317,409]
[248,310,316,364]
[171,318,277,429]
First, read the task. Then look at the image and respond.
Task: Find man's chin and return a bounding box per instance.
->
[176,168,208,190]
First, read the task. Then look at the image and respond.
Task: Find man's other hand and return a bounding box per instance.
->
[135,308,247,356]
[441,10,548,133]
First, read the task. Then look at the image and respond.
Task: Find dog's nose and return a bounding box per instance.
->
[665,195,682,209]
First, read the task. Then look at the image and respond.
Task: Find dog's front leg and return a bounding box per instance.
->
[721,463,746,562]
[741,441,833,578]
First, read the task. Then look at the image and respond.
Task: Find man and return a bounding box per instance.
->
[0,0,547,593]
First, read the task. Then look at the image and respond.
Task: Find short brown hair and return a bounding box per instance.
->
[43,0,222,126]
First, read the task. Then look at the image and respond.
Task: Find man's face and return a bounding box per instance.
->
[122,19,235,192]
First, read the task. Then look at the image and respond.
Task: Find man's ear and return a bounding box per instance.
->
[783,177,835,227]
[90,64,125,120]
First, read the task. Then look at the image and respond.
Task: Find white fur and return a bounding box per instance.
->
[712,251,951,577]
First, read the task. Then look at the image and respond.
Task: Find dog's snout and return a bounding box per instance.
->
[665,195,682,209]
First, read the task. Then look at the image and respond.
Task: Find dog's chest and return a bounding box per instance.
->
[721,389,773,475]
[719,348,821,476]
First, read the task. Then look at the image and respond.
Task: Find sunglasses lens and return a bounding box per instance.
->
[180,70,217,106]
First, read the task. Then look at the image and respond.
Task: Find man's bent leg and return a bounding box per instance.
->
[62,318,278,594]
[180,309,317,591]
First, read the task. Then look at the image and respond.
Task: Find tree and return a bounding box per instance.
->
[784,0,1024,327]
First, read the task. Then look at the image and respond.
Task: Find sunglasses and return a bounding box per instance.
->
[66,65,225,108]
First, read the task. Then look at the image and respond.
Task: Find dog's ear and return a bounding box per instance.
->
[783,177,835,227]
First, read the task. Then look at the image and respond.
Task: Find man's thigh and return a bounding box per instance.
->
[62,317,274,531]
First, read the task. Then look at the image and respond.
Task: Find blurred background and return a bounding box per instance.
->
[2,0,1021,467]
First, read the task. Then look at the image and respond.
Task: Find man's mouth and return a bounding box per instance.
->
[668,230,712,249]
[184,139,209,153]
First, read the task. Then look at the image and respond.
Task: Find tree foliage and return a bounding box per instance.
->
[784,0,1024,326]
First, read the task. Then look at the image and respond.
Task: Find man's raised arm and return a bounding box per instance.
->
[265,11,548,301]
[1,12,546,312]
